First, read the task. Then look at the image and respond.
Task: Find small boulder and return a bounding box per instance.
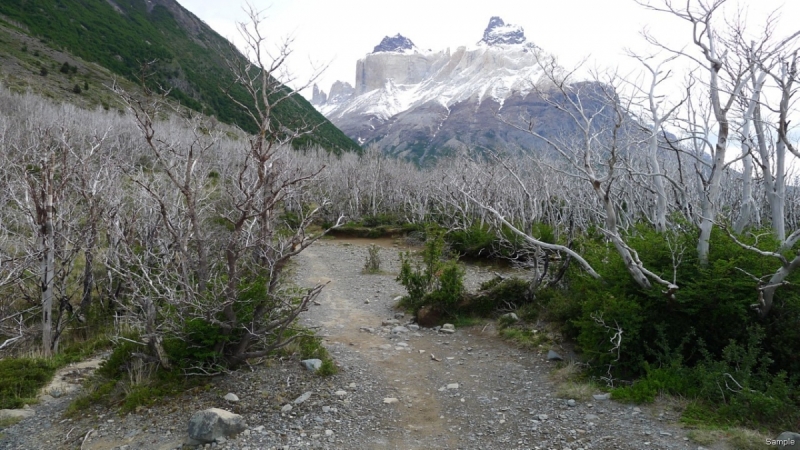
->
[391,326,409,334]
[381,318,400,326]
[440,323,456,334]
[499,312,519,323]
[0,408,34,420]
[187,408,246,445]
[547,350,563,361]
[223,393,239,402]
[293,392,312,404]
[417,305,442,328]
[301,359,322,372]
[774,432,800,449]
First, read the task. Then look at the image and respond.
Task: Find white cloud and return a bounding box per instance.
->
[176,0,800,98]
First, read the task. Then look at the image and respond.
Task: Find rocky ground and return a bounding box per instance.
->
[0,238,730,450]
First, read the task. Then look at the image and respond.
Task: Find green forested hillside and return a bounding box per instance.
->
[0,0,359,153]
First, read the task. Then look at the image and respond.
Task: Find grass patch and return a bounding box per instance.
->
[449,315,483,328]
[556,382,596,401]
[498,326,551,350]
[549,361,583,383]
[550,362,598,401]
[64,379,116,417]
[277,331,338,377]
[0,416,23,428]
[0,358,57,409]
[0,334,110,410]
[687,427,769,450]
[329,225,407,239]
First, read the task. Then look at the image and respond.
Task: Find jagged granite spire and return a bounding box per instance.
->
[373,34,416,53]
[480,16,525,45]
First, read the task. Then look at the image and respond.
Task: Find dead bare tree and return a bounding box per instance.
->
[639,0,755,265]
[110,7,344,370]
[495,60,678,294]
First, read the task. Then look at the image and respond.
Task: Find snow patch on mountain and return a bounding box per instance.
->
[318,42,549,120]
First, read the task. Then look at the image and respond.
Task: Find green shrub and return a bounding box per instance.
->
[163,318,226,372]
[397,229,466,313]
[363,244,381,274]
[448,223,497,259]
[317,358,338,377]
[361,214,398,227]
[97,335,143,379]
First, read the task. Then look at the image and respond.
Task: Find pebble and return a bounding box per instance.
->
[293,392,312,404]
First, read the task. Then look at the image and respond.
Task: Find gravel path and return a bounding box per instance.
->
[0,238,710,450]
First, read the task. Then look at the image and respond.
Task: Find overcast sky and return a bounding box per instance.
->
[176,0,800,99]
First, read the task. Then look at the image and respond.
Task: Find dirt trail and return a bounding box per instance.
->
[296,239,699,450]
[301,246,455,449]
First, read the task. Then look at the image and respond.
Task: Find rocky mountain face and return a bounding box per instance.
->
[373,34,417,53]
[311,17,603,162]
[480,16,526,45]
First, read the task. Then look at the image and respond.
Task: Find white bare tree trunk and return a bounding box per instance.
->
[40,172,54,356]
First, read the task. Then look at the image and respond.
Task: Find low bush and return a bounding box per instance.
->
[397,229,466,314]
[561,224,800,431]
[0,358,57,409]
[362,244,382,274]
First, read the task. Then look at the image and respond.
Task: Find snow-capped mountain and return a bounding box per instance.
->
[312,17,599,161]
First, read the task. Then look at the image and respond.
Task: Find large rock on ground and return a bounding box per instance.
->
[417,305,442,327]
[187,408,246,444]
[0,407,34,420]
[301,359,322,372]
[774,432,800,449]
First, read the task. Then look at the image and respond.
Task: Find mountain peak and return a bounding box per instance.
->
[373,34,416,53]
[480,16,525,46]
